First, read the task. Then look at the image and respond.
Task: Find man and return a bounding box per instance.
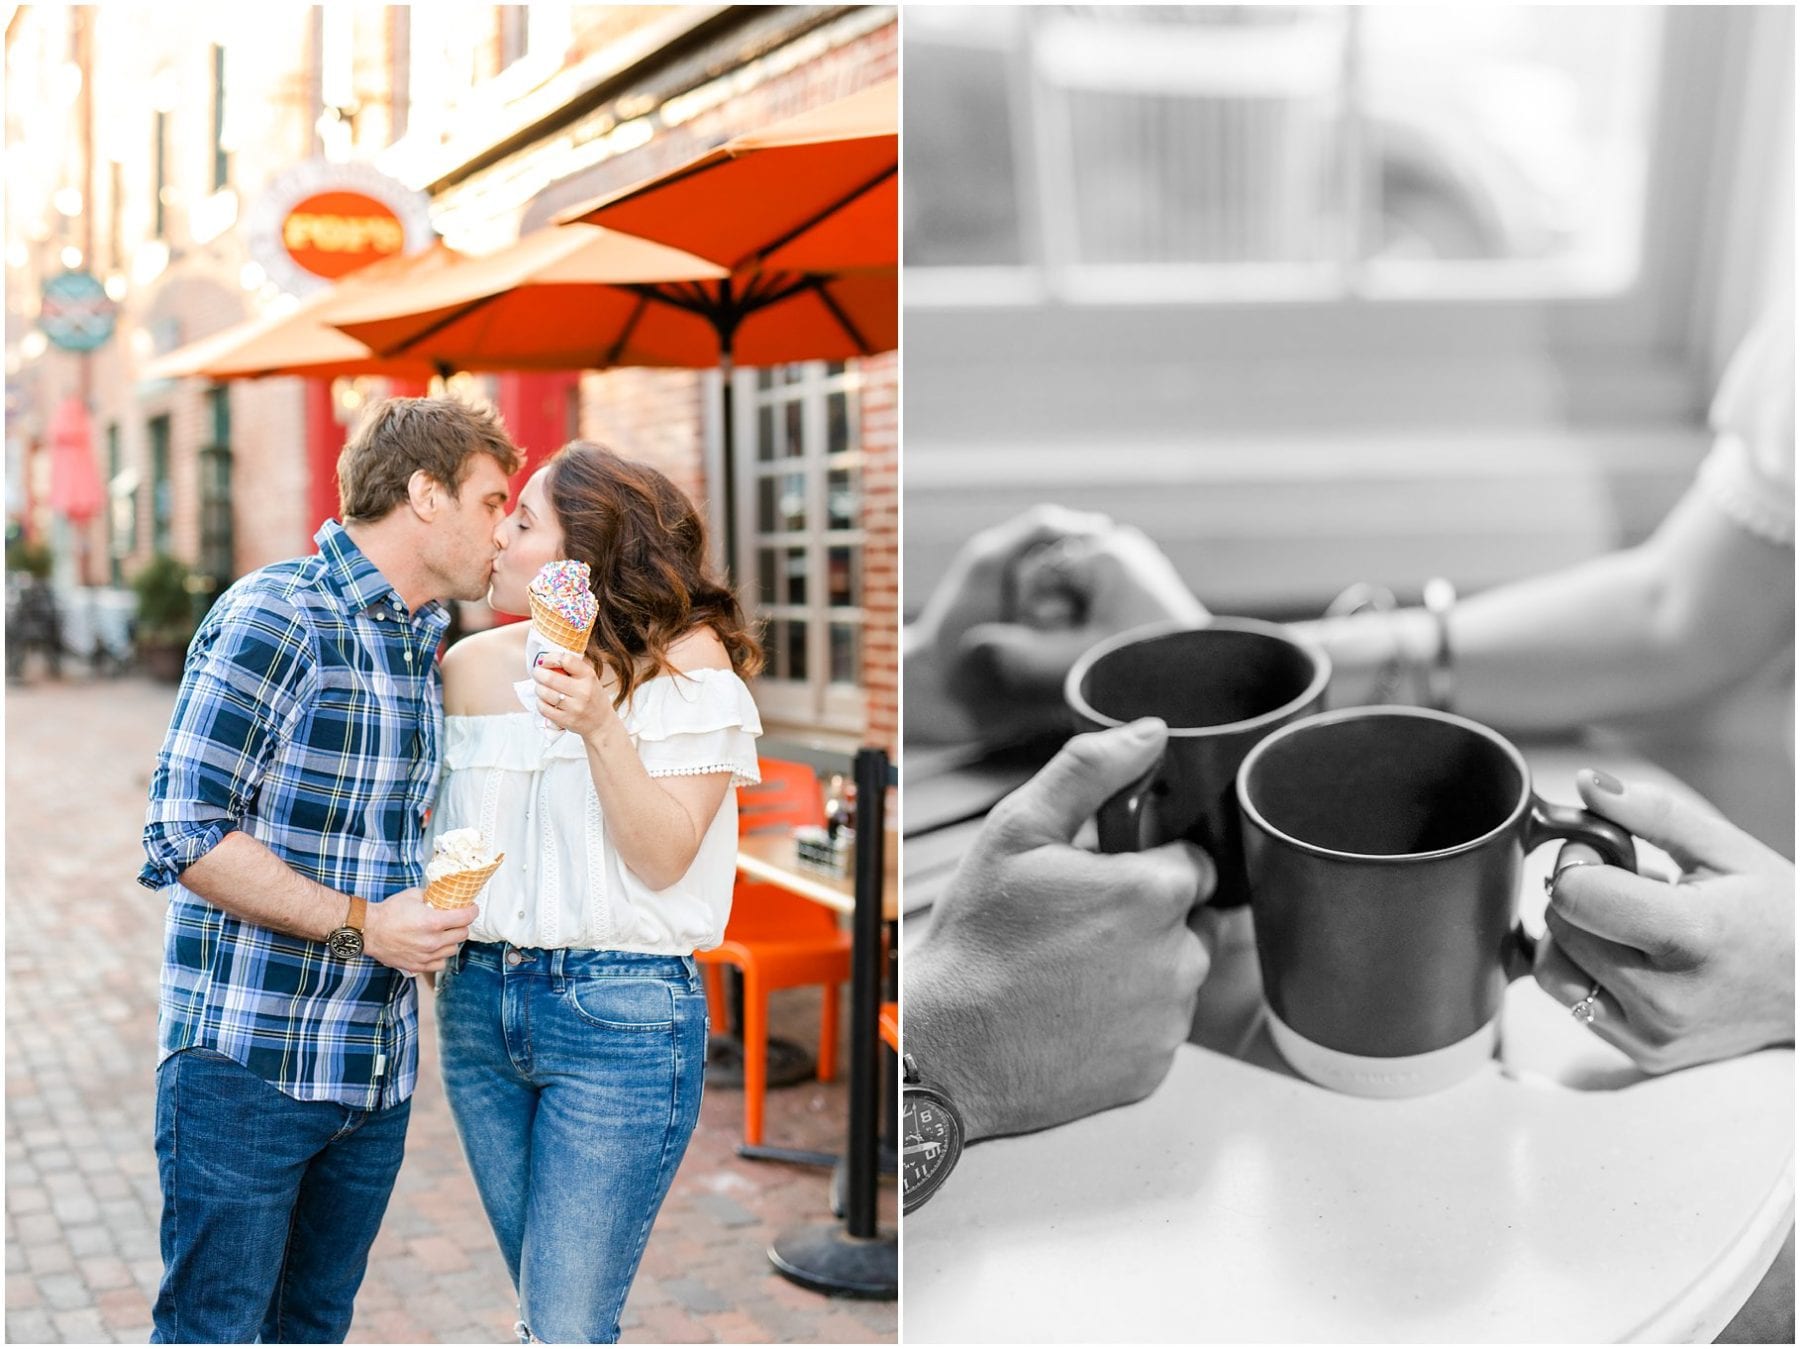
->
[139,397,520,1342]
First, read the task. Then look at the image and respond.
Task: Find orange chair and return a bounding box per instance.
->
[699,757,852,1147]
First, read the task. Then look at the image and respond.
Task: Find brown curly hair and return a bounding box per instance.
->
[545,442,764,707]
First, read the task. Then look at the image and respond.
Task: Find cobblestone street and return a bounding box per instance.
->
[5,672,897,1344]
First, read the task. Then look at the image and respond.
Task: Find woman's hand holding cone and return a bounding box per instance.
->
[532,649,614,740]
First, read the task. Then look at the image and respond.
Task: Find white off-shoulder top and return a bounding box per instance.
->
[1698,306,1795,547]
[430,668,762,953]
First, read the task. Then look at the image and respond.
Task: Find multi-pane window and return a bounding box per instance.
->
[737,361,865,732]
[106,422,133,585]
[198,387,234,593]
[209,44,229,192]
[147,414,172,555]
[152,110,168,239]
[906,5,1663,303]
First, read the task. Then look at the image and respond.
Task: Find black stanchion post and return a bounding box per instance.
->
[766,746,897,1298]
[845,745,885,1238]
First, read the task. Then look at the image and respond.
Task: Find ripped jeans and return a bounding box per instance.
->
[437,942,708,1343]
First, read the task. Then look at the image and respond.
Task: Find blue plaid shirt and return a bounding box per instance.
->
[140,521,448,1110]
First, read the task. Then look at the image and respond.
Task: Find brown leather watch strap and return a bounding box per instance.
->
[345,895,367,932]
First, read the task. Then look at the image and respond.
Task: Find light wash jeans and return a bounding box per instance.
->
[437,942,708,1344]
[150,1047,410,1344]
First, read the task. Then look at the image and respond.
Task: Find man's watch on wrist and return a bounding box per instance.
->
[325,896,367,959]
[902,1053,966,1214]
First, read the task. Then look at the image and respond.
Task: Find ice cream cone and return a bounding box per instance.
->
[423,854,504,910]
[529,591,595,654]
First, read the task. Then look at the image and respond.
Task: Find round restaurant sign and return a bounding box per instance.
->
[245,159,434,297]
[282,191,407,279]
[39,271,117,352]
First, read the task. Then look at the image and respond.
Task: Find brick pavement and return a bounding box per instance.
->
[5,672,896,1344]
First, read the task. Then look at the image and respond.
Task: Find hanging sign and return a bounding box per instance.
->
[281,191,407,278]
[246,160,433,296]
[39,271,117,352]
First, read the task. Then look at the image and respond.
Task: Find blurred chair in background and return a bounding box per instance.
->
[701,757,851,1149]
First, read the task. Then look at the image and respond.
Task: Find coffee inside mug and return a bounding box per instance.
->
[1077,627,1322,731]
[1242,714,1524,856]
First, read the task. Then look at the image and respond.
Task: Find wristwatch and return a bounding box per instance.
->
[902,1053,966,1214]
[325,896,367,959]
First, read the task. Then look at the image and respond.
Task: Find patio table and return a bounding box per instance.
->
[903,744,1794,1342]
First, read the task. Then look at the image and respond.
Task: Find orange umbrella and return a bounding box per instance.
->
[558,78,897,273]
[143,244,469,382]
[326,223,895,370]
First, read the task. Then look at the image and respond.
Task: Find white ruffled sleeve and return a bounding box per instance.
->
[1699,309,1795,546]
[625,669,763,787]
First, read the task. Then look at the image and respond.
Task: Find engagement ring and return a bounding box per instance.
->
[1570,981,1603,1024]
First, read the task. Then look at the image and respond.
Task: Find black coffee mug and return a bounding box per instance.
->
[1236,706,1636,1096]
[1064,619,1331,908]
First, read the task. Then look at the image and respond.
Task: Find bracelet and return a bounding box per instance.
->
[1421,576,1457,712]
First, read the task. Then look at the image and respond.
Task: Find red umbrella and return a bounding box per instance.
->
[323,223,740,371]
[558,78,897,273]
[47,396,103,523]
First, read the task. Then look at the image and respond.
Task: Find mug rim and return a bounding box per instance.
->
[1063,617,1332,739]
[1235,704,1532,863]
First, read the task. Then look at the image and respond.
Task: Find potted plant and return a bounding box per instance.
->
[5,535,53,581]
[131,553,199,682]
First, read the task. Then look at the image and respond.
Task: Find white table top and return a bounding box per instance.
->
[903,747,1795,1343]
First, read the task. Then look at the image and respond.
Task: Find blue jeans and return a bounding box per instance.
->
[437,942,708,1344]
[151,1047,410,1343]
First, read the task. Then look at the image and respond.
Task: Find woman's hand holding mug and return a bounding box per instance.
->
[1538,770,1796,1073]
[907,505,1208,747]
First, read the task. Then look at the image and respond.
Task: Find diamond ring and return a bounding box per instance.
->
[1570,981,1603,1024]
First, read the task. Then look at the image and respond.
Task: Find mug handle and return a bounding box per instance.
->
[1500,797,1638,980]
[1096,757,1162,854]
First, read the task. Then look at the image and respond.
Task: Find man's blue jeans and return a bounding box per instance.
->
[437,943,708,1344]
[150,1047,410,1343]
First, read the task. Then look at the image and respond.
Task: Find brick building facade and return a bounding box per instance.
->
[6,5,898,751]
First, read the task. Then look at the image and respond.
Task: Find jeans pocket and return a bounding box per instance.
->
[565,977,678,1032]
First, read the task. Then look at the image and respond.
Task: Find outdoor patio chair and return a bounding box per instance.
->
[700,756,852,1148]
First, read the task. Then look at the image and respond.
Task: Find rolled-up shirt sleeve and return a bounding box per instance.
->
[139,591,317,891]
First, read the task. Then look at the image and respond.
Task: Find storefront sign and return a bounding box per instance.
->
[246,160,434,296]
[282,191,407,278]
[39,271,117,352]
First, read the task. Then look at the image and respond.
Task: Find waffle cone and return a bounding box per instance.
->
[528,592,595,654]
[423,854,504,910]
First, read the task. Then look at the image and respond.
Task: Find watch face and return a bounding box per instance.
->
[326,928,364,960]
[902,1085,963,1214]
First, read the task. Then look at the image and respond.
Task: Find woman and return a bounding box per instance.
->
[431,442,763,1343]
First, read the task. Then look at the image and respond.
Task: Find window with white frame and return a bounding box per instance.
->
[905,5,1663,305]
[902,5,1787,615]
[901,6,1781,453]
[735,361,866,733]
